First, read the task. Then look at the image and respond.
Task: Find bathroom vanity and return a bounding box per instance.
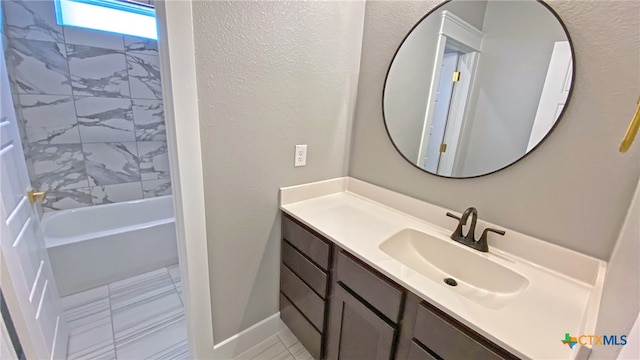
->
[279,177,605,360]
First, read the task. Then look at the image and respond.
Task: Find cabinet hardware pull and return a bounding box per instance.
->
[619,94,640,153]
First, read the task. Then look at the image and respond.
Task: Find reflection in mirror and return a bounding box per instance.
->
[383,0,574,178]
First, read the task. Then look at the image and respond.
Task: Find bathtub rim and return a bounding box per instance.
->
[42,195,175,248]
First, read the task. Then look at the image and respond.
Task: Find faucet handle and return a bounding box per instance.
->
[446,212,466,240]
[446,212,461,221]
[480,227,506,242]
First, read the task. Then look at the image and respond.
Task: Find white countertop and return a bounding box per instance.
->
[279,177,606,360]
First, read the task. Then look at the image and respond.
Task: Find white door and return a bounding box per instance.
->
[527,41,573,151]
[438,51,478,177]
[0,37,68,360]
[423,52,459,173]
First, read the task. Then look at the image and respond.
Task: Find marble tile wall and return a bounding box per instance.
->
[1,0,171,211]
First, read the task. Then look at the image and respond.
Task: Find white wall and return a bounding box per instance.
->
[592,179,639,359]
[191,1,365,342]
[617,315,640,359]
[458,0,567,177]
[155,2,214,356]
[384,0,487,163]
[348,0,640,259]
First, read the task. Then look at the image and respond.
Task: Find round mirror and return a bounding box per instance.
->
[383,0,574,178]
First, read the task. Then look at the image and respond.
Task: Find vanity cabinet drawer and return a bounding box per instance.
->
[413,302,518,360]
[280,293,322,360]
[280,264,325,330]
[335,250,404,323]
[282,240,328,298]
[282,215,331,270]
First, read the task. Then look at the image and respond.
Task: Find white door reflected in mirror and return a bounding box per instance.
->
[419,10,483,175]
[423,51,459,173]
[383,0,574,178]
[527,41,573,152]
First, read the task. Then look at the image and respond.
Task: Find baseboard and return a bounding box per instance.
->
[211,313,282,359]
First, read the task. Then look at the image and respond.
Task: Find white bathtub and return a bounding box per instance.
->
[42,196,178,296]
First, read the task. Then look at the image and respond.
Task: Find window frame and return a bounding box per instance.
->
[54,0,157,40]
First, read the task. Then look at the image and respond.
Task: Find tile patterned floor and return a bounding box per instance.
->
[61,265,187,360]
[62,265,311,360]
[234,326,312,360]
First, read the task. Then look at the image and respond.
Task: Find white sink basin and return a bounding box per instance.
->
[379,228,529,309]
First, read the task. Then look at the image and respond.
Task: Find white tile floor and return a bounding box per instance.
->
[234,326,312,360]
[61,265,187,360]
[62,266,311,360]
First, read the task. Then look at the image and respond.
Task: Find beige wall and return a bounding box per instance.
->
[192,1,365,342]
[349,0,640,260]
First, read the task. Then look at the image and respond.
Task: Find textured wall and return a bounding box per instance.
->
[349,0,640,260]
[2,0,171,211]
[192,1,364,342]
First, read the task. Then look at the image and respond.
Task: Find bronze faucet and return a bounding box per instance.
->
[446,207,505,252]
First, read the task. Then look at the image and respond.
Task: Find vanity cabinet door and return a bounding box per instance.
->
[413,302,517,360]
[407,341,440,360]
[326,284,396,360]
[397,293,519,360]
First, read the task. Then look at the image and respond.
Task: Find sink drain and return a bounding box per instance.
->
[444,278,458,287]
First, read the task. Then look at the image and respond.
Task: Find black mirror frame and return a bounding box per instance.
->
[381,0,576,179]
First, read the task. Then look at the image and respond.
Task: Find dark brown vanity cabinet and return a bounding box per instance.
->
[325,284,396,360]
[325,251,405,360]
[396,294,519,360]
[279,212,518,360]
[280,214,332,360]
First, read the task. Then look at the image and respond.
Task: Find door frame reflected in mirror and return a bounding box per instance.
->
[418,10,484,176]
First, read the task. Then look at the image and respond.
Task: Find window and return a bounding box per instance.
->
[54,0,157,40]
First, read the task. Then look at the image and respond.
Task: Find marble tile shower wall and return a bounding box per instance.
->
[2,0,172,211]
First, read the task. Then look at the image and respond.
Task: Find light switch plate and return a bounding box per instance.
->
[295,145,307,167]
